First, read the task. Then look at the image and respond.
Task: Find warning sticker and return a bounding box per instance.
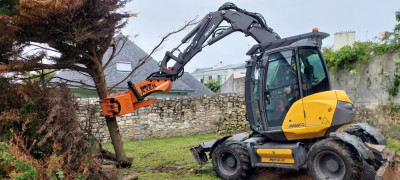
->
[322,117,330,124]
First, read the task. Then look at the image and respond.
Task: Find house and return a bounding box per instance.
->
[55,35,213,98]
[218,75,245,94]
[191,61,246,85]
[379,31,400,44]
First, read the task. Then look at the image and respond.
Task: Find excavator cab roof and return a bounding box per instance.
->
[247,31,329,56]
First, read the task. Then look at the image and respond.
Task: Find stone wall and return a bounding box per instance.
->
[330,51,400,138]
[329,52,400,108]
[77,94,248,142]
[355,106,400,139]
[78,52,400,142]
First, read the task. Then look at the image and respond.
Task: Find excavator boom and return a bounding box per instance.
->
[100,3,280,117]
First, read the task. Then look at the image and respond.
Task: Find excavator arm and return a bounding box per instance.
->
[100,3,280,117]
[148,2,280,81]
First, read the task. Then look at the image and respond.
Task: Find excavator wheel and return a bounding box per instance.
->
[212,141,251,180]
[307,138,362,180]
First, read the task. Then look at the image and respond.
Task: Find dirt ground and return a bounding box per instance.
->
[250,156,400,180]
[391,156,400,180]
[251,167,312,180]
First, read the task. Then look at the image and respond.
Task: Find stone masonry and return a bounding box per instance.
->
[77,94,247,142]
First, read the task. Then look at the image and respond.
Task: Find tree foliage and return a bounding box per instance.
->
[205,78,222,92]
[395,10,400,32]
[1,0,132,74]
[0,0,19,15]
[323,42,372,71]
[23,69,56,84]
[0,0,135,167]
[0,79,111,179]
[0,0,196,168]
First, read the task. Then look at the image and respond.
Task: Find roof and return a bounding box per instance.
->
[55,35,213,96]
[192,63,245,74]
[191,67,212,75]
[210,63,245,70]
[179,73,213,96]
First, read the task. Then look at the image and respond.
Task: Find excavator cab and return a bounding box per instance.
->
[244,35,346,140]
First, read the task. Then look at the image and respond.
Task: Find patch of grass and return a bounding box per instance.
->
[387,138,400,155]
[102,133,222,179]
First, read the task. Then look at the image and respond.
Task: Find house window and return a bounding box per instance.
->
[217,75,221,80]
[200,79,204,83]
[116,62,132,72]
[209,76,212,80]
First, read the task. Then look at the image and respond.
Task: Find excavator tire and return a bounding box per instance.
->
[307,138,362,180]
[212,141,251,180]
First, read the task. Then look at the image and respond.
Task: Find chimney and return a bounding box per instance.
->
[332,31,355,51]
[213,61,224,69]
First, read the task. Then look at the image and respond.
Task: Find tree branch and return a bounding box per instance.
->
[102,37,128,71]
[16,70,57,81]
[25,43,60,53]
[0,61,90,74]
[53,76,96,88]
[72,49,99,67]
[98,34,115,59]
[107,18,198,92]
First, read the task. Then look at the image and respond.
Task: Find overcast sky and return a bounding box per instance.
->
[121,0,400,73]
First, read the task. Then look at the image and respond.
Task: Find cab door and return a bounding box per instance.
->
[298,47,334,138]
[263,49,304,130]
[282,46,333,140]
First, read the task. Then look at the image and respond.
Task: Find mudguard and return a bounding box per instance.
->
[329,132,376,163]
[330,132,395,180]
[345,123,387,145]
[190,132,249,165]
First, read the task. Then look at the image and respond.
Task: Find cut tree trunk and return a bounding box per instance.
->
[105,116,132,167]
[98,148,133,168]
[93,70,132,167]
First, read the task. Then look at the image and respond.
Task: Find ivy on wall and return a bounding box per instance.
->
[379,58,400,107]
[323,40,400,72]
[322,39,400,106]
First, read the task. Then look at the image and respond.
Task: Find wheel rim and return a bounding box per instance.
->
[218,151,239,175]
[314,151,346,179]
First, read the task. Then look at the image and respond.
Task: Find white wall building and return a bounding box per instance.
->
[379,31,400,44]
[191,61,246,84]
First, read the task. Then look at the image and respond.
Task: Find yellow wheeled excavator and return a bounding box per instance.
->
[99,2,396,180]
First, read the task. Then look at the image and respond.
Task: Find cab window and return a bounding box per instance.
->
[298,47,329,96]
[264,50,300,127]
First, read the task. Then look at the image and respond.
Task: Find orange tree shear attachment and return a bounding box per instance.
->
[99,79,173,117]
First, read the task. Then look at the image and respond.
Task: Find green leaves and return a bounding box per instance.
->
[323,42,373,72]
[325,10,400,72]
[323,41,400,72]
[0,0,19,15]
[205,78,222,92]
[395,10,400,32]
[0,144,39,180]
